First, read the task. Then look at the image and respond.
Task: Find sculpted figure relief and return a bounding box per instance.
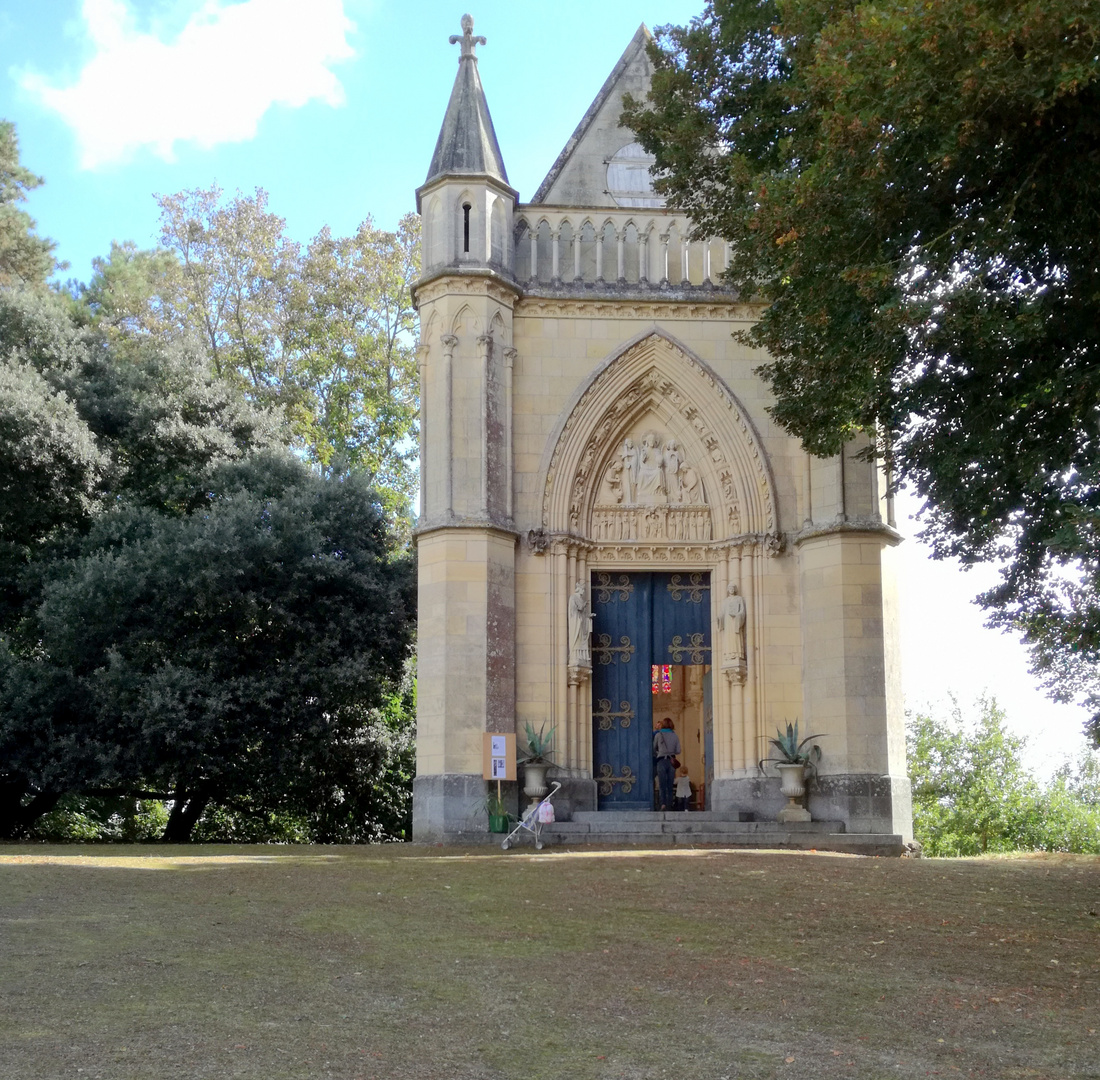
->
[601,432,708,512]
[635,432,667,506]
[718,582,747,664]
[664,439,683,500]
[620,438,638,504]
[568,580,593,668]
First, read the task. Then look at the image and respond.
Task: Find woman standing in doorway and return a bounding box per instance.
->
[653,718,681,811]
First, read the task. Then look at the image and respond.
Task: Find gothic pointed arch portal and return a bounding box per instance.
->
[540,328,779,546]
[539,330,782,798]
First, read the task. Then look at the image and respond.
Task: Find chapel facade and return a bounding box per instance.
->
[412,17,913,843]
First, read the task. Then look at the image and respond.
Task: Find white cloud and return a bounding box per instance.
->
[20,0,356,168]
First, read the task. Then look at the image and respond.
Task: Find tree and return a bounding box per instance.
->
[0,121,57,289]
[624,1,1100,740]
[3,454,415,842]
[907,697,1100,855]
[0,287,277,837]
[82,187,422,516]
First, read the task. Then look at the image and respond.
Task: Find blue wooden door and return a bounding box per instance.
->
[591,573,651,809]
[592,571,712,810]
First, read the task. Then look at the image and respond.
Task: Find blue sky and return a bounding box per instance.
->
[1,0,704,281]
[1,0,1093,770]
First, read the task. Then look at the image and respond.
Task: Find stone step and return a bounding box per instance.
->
[518,824,905,857]
[549,819,843,835]
[569,811,840,832]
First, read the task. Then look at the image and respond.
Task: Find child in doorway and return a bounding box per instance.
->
[674,765,693,811]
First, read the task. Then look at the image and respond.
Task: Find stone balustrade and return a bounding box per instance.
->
[513,208,731,288]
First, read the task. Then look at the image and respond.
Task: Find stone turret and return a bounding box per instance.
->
[416,14,517,277]
[412,16,520,842]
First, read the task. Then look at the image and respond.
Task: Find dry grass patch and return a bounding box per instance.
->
[1,845,1097,1079]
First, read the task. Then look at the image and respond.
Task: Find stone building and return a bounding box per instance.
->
[412,17,912,844]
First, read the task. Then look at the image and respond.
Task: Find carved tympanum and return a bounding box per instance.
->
[594,431,713,541]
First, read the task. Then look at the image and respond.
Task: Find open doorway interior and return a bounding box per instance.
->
[651,664,711,810]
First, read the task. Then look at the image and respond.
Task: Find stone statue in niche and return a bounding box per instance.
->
[718,583,747,665]
[568,580,593,668]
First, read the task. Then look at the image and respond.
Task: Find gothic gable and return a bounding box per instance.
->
[530,25,658,208]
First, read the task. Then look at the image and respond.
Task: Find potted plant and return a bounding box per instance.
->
[519,721,556,805]
[759,721,824,823]
[485,790,511,833]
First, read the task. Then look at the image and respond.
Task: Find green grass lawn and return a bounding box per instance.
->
[1,845,1097,1080]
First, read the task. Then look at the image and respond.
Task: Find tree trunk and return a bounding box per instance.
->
[0,783,61,839]
[161,792,211,842]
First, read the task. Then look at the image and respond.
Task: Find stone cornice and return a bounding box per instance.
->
[414,268,523,308]
[792,518,903,548]
[414,518,520,545]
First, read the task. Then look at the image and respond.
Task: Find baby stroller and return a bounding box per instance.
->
[501,781,561,850]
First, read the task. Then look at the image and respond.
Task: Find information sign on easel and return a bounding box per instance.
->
[482,733,516,782]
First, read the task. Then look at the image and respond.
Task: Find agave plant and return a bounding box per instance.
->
[519,721,557,765]
[758,721,824,775]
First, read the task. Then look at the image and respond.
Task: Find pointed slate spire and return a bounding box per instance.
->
[424,14,509,186]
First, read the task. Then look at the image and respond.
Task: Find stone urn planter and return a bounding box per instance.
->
[775,763,811,823]
[522,762,550,805]
[758,722,825,825]
[519,721,556,807]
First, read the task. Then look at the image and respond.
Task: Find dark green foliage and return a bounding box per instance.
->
[907,698,1100,855]
[0,285,416,843]
[625,1,1100,740]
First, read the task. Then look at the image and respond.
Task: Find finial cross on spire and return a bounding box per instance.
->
[449,13,486,59]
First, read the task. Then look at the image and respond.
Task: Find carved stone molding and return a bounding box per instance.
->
[541,532,784,562]
[515,298,760,321]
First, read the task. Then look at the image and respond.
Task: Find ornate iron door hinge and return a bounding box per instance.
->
[594,634,636,664]
[594,698,635,730]
[594,572,634,603]
[596,764,636,795]
[669,633,711,664]
[666,572,710,603]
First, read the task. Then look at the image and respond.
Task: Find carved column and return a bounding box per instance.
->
[529,228,538,282]
[551,225,561,282]
[639,228,649,283]
[417,342,430,518]
[659,233,670,284]
[616,226,625,282]
[573,227,582,281]
[680,236,691,284]
[440,333,458,518]
[802,452,813,528]
[478,333,492,517]
[595,225,604,282]
[503,347,516,521]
